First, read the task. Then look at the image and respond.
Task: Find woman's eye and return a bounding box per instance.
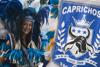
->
[29,24,32,26]
[24,23,27,25]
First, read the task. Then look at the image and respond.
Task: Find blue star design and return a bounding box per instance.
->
[83,31,87,34]
[78,30,81,33]
[72,29,75,32]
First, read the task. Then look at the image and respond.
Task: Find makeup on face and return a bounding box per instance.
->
[22,21,33,35]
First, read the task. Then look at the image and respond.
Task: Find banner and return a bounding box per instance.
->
[52,0,100,67]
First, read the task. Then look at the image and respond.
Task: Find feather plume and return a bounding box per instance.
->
[0,0,23,33]
[37,5,50,25]
[50,0,59,18]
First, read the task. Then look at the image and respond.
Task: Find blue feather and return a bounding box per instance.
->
[50,0,59,5]
[0,0,23,17]
[32,6,50,47]
[27,7,36,12]
[50,0,59,18]
[46,31,55,42]
[0,0,23,33]
[37,6,50,25]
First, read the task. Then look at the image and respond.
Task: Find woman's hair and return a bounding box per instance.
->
[14,9,37,47]
[14,8,41,49]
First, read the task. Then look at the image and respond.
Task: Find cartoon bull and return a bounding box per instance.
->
[64,24,94,55]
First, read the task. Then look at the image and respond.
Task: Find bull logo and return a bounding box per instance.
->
[64,24,94,57]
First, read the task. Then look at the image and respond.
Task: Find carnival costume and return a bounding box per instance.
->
[0,0,51,67]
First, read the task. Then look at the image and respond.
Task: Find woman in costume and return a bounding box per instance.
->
[11,9,43,67]
[0,0,50,67]
[0,9,43,67]
[14,9,37,50]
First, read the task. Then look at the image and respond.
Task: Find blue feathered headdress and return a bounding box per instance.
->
[0,0,23,33]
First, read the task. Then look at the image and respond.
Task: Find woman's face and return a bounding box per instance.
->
[22,21,33,35]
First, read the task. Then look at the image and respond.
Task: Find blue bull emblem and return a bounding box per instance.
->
[64,24,94,55]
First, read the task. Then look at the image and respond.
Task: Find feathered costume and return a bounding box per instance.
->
[0,0,51,67]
